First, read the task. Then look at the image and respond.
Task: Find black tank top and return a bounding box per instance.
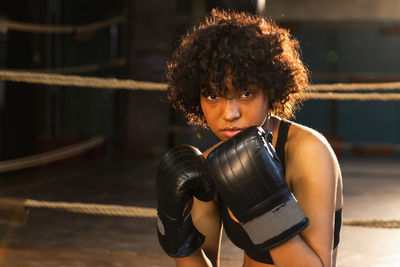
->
[219,119,342,264]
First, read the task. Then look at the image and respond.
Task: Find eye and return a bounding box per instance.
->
[207,95,219,100]
[241,91,254,98]
[201,91,219,101]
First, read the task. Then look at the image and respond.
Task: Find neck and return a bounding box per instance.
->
[263,115,280,147]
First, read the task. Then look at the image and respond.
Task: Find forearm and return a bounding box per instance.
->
[174,248,213,267]
[191,197,222,267]
[270,236,327,267]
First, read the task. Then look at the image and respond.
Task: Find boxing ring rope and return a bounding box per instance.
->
[1,70,400,228]
[24,199,157,218]
[0,137,104,173]
[0,15,126,34]
[1,196,398,228]
[0,70,167,91]
[308,81,400,100]
[14,58,127,75]
[312,81,400,91]
[0,198,390,229]
[303,92,400,101]
[1,70,400,101]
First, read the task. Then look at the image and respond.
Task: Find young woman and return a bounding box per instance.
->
[156,9,343,267]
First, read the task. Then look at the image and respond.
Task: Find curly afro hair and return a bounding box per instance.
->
[166,9,310,127]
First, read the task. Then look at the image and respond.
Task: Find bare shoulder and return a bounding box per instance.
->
[288,121,336,157]
[287,122,340,172]
[285,121,342,197]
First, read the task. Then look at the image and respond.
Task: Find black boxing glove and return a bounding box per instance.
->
[207,126,309,250]
[156,145,216,257]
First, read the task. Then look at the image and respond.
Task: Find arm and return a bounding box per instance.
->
[270,128,340,267]
[192,196,222,265]
[175,196,222,267]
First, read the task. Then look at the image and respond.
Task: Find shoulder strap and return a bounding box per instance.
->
[275,119,291,174]
[334,208,342,248]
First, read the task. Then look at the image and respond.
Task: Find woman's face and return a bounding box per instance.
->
[200,76,269,141]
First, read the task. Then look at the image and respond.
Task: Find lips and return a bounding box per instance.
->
[220,127,244,139]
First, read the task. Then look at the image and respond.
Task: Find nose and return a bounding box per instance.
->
[222,99,241,122]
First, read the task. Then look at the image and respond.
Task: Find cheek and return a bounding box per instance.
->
[249,98,269,123]
[203,109,217,127]
[260,96,269,114]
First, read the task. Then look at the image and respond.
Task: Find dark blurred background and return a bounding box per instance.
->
[0,2,399,266]
[1,0,400,166]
